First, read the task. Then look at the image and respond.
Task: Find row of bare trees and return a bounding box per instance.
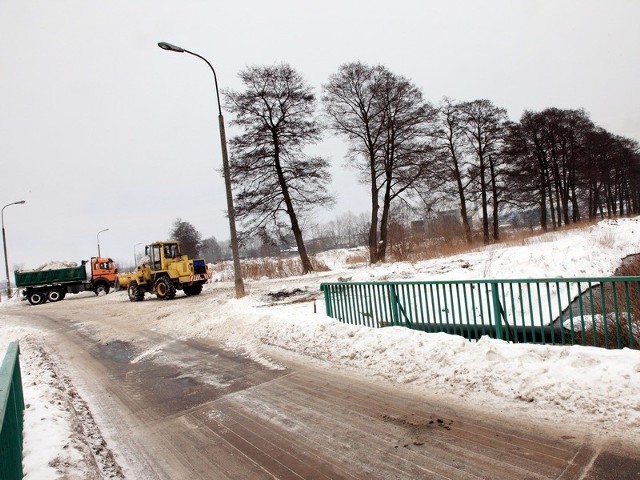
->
[223,62,640,271]
[506,109,639,229]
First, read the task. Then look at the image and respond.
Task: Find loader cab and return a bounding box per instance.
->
[146,241,182,271]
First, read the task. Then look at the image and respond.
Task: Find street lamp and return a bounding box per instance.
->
[97,228,109,258]
[2,200,26,299]
[158,41,245,298]
[133,242,142,268]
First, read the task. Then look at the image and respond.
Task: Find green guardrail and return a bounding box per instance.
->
[320,277,640,349]
[0,341,25,480]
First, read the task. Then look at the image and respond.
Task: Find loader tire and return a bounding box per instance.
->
[128,281,144,302]
[155,277,176,300]
[183,283,203,296]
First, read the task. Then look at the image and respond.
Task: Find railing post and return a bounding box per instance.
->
[388,283,400,326]
[491,282,504,340]
[320,284,333,318]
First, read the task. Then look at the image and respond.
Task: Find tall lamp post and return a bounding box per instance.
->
[158,41,245,298]
[97,228,109,258]
[2,200,26,299]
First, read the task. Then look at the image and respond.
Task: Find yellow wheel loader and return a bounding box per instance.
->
[124,241,210,302]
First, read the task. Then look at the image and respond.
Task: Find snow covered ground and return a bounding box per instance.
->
[1,217,640,478]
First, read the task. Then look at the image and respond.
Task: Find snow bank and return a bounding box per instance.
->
[0,326,95,478]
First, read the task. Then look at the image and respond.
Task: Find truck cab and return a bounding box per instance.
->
[90,257,118,295]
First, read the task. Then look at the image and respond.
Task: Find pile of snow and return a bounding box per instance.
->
[18,260,79,272]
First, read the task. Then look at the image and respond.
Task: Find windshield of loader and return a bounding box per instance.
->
[163,243,180,259]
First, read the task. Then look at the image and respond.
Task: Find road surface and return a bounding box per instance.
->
[4,291,639,479]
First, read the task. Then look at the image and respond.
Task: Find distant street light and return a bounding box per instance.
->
[97,228,109,258]
[158,41,245,298]
[2,200,26,299]
[133,242,142,268]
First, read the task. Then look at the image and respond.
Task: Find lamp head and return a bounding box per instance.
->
[158,42,185,53]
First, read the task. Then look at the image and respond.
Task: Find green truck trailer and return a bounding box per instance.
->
[14,257,118,305]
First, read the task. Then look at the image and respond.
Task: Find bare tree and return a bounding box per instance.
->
[459,100,508,243]
[225,64,334,274]
[323,62,436,263]
[505,109,595,230]
[433,98,475,243]
[582,129,640,219]
[504,110,553,230]
[539,108,593,226]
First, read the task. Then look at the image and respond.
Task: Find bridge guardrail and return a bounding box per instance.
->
[320,277,640,349]
[0,341,25,480]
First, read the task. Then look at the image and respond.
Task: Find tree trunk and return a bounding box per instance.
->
[453,158,472,243]
[273,136,314,274]
[536,154,548,230]
[489,155,500,242]
[290,215,313,273]
[546,171,557,229]
[551,160,564,227]
[377,179,393,261]
[479,156,490,244]
[570,171,580,222]
[368,159,380,264]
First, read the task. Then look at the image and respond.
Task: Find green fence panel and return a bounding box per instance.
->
[0,341,25,480]
[320,277,640,350]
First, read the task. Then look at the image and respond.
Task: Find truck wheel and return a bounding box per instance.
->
[94,284,110,296]
[28,292,46,305]
[47,290,63,302]
[183,283,203,296]
[155,277,176,300]
[127,281,144,302]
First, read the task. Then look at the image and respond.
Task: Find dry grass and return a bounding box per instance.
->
[210,256,330,281]
[387,218,605,263]
[406,238,485,261]
[345,254,368,265]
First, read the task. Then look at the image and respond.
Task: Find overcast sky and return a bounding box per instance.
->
[1,0,639,270]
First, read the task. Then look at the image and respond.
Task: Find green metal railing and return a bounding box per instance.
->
[320,277,640,349]
[0,341,24,480]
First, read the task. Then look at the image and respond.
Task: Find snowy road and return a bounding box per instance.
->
[6,289,639,479]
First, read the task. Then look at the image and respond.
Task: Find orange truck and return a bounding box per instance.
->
[14,257,118,305]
